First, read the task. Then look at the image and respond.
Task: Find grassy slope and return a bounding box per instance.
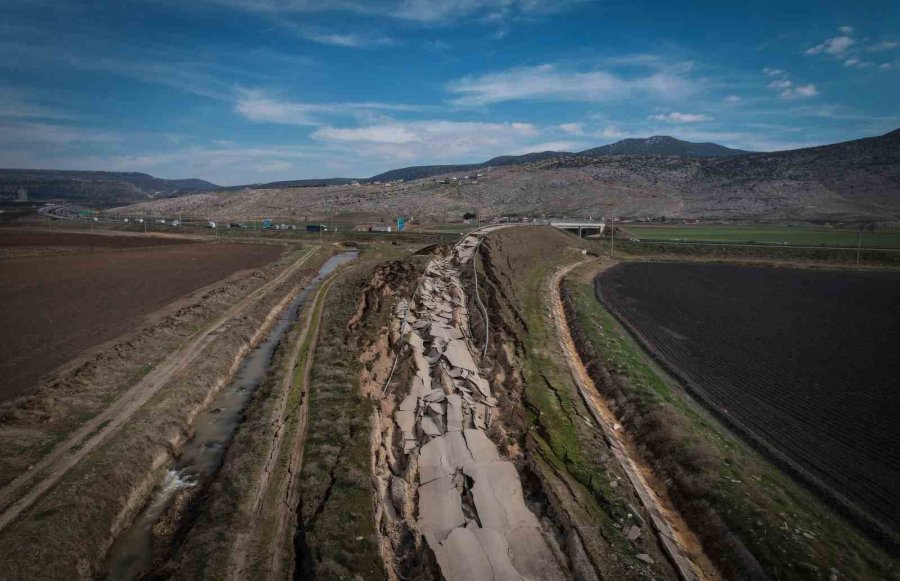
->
[296,263,387,580]
[612,238,900,267]
[479,226,674,577]
[563,264,898,580]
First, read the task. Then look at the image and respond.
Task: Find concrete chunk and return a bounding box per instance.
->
[421,416,442,437]
[418,476,465,540]
[444,339,477,372]
[463,429,501,463]
[471,527,527,581]
[463,461,540,531]
[399,393,417,412]
[506,526,567,580]
[428,528,499,581]
[446,394,463,432]
[467,375,491,398]
[424,388,447,403]
[394,410,415,435]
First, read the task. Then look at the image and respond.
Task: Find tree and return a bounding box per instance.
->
[463,211,477,220]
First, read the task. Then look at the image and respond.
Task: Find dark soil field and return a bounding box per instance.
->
[0,229,190,257]
[596,262,900,539]
[0,231,284,402]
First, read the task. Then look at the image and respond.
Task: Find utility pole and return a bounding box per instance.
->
[856,228,862,268]
[610,207,615,259]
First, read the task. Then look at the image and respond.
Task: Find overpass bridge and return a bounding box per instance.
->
[549,221,606,238]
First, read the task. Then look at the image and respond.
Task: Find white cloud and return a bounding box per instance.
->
[0,89,72,120]
[805,35,855,56]
[724,95,742,103]
[313,124,420,144]
[559,122,584,134]
[839,26,854,35]
[203,0,590,24]
[763,67,786,76]
[234,90,427,125]
[0,121,119,145]
[447,64,695,106]
[311,119,540,161]
[879,63,895,71]
[647,112,712,123]
[867,41,900,52]
[842,58,871,68]
[509,140,584,154]
[599,126,629,138]
[763,70,818,99]
[296,27,395,48]
[779,83,819,99]
[391,0,591,23]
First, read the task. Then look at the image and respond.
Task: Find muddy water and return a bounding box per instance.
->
[102,250,357,580]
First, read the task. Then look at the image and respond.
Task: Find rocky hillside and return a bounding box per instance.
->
[368,136,751,183]
[0,169,220,207]
[579,136,753,157]
[116,129,900,222]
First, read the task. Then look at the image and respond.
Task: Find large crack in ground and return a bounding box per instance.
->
[374,232,569,581]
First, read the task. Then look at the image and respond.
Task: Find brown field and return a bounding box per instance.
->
[0,229,191,257]
[0,230,284,401]
[597,262,900,541]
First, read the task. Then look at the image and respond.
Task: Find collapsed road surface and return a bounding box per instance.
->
[376,231,567,580]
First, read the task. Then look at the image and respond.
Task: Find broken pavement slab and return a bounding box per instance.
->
[418,476,466,540]
[443,339,477,372]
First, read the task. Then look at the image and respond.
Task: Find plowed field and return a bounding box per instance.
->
[596,262,900,536]
[0,230,284,401]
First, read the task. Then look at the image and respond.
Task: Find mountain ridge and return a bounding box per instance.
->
[0,169,220,206]
[365,136,753,183]
[113,128,900,223]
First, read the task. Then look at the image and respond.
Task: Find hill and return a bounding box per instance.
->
[114,129,900,223]
[221,177,357,190]
[367,137,749,182]
[0,169,220,207]
[579,136,753,157]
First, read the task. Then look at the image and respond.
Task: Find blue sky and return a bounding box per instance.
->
[1,0,898,185]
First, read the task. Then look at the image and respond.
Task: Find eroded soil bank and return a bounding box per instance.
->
[100,251,357,580]
[0,246,327,580]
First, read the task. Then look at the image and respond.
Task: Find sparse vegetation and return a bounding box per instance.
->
[474,226,676,577]
[295,264,387,580]
[623,223,900,248]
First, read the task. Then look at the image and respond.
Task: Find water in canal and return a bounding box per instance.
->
[102,250,357,579]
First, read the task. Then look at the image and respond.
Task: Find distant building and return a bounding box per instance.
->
[17,188,27,202]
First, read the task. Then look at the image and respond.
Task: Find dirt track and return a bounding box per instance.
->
[0,234,284,401]
[0,245,320,534]
[549,259,718,581]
